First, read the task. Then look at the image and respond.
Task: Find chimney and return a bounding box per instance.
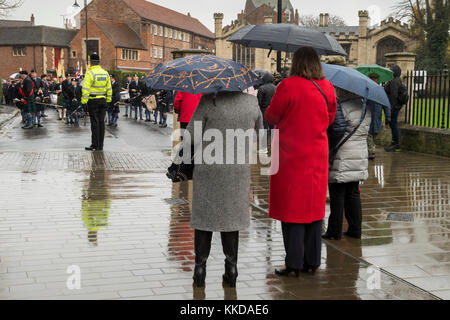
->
[324,13,329,27]
[319,13,324,27]
[294,9,299,25]
[30,14,35,26]
[214,13,224,38]
[187,12,191,17]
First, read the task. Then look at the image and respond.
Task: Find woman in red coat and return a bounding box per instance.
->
[174,92,202,129]
[265,47,337,277]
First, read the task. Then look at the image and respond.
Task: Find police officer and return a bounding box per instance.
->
[81,53,112,152]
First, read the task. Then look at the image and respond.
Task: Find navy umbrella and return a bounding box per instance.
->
[322,63,390,107]
[228,24,347,56]
[322,63,391,124]
[144,55,262,94]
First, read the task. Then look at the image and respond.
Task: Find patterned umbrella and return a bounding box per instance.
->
[144,55,262,94]
[355,64,394,84]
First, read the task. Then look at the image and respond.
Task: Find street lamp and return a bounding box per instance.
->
[441,64,448,129]
[73,0,89,70]
[277,0,282,74]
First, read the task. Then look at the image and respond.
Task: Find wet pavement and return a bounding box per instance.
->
[0,108,448,300]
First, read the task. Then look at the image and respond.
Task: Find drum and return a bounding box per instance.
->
[50,94,58,105]
[120,91,130,102]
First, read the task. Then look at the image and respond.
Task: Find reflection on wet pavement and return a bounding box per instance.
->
[0,112,446,300]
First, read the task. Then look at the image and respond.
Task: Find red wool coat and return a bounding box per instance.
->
[265,77,337,224]
[174,92,202,124]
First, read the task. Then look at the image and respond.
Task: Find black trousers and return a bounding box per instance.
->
[327,182,362,238]
[88,99,107,149]
[194,230,239,266]
[282,220,322,270]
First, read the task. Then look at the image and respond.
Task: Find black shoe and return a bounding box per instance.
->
[159,124,168,128]
[344,231,362,239]
[22,125,33,130]
[385,144,400,152]
[193,230,212,288]
[275,267,300,278]
[124,115,128,118]
[193,265,206,288]
[221,232,239,288]
[322,233,342,241]
[41,114,48,118]
[37,124,44,128]
[85,146,97,151]
[369,153,376,160]
[302,264,319,275]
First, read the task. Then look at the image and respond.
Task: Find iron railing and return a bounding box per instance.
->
[404,67,449,129]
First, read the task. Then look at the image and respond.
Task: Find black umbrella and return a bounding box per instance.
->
[228,24,347,56]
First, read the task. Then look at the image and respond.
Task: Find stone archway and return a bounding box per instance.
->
[376,36,406,66]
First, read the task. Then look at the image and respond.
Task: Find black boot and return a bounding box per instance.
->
[221,232,239,288]
[193,230,212,288]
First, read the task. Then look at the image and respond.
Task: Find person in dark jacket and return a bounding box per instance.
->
[159,90,173,128]
[108,75,121,127]
[69,79,82,125]
[367,73,391,159]
[62,75,72,124]
[384,65,403,152]
[257,72,276,151]
[18,71,37,129]
[30,70,44,127]
[129,75,143,121]
[1,80,7,105]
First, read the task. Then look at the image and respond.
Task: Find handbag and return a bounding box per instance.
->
[166,144,195,183]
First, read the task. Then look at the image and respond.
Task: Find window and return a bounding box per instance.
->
[12,46,26,56]
[159,26,163,37]
[153,47,158,58]
[164,27,168,38]
[179,31,182,40]
[153,25,157,36]
[169,29,173,39]
[71,50,77,58]
[159,47,163,59]
[232,44,255,70]
[122,49,139,61]
[186,34,190,43]
[85,39,99,58]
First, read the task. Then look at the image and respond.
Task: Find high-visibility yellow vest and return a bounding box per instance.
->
[81,65,113,105]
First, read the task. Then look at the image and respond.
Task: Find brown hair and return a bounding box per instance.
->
[290,47,325,80]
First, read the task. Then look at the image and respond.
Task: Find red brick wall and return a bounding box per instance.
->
[80,0,141,35]
[0,46,70,79]
[69,19,116,71]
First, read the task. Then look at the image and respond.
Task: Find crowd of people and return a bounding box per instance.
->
[0,49,405,289]
[1,72,176,130]
[173,48,406,287]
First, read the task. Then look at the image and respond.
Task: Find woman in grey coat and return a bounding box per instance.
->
[185,91,263,288]
[323,89,371,240]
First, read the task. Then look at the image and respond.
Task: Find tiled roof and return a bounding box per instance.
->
[92,19,147,50]
[0,26,76,47]
[0,19,33,27]
[123,0,214,39]
[314,26,359,36]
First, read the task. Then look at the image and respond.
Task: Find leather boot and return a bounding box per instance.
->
[221,231,239,288]
[193,230,212,288]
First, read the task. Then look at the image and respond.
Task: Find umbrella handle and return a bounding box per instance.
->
[360,87,369,123]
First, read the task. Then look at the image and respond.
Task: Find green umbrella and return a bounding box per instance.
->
[355,64,394,84]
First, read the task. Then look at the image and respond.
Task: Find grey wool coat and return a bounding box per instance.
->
[186,92,263,232]
[329,98,372,184]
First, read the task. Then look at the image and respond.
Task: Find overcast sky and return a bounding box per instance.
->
[5,0,399,31]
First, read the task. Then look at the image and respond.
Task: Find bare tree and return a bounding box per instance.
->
[391,0,449,69]
[299,14,347,28]
[0,0,23,17]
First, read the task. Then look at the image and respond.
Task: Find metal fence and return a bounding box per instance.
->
[404,68,449,129]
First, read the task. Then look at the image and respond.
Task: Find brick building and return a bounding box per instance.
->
[0,16,76,79]
[70,0,215,72]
